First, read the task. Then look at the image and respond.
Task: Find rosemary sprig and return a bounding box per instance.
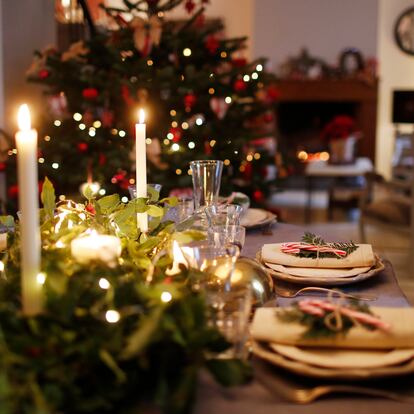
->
[277,300,376,339]
[297,232,358,259]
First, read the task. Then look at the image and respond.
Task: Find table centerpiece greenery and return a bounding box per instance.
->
[0,179,250,414]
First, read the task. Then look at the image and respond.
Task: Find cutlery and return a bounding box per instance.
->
[254,359,414,404]
[275,286,377,301]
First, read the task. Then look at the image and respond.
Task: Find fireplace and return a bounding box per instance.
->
[274,79,378,166]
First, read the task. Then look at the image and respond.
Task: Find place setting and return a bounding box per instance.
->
[257,231,385,286]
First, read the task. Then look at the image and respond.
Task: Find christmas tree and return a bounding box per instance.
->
[6,0,279,207]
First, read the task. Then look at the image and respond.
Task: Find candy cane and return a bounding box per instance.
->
[302,299,391,332]
[281,242,347,256]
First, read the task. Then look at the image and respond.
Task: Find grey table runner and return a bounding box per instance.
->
[194,223,413,413]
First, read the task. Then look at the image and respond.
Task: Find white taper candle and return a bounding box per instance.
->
[15,104,42,315]
[135,109,148,232]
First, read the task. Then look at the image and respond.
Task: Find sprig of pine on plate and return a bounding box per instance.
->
[277,299,384,339]
[297,232,358,259]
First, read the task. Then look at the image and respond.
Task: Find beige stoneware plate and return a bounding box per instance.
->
[241,208,276,229]
[270,343,414,369]
[256,252,384,286]
[252,341,414,380]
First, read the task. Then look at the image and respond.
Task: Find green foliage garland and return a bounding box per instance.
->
[0,180,250,414]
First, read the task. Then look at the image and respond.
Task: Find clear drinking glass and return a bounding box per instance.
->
[208,224,246,251]
[205,204,243,227]
[175,197,195,222]
[180,241,251,359]
[190,160,223,212]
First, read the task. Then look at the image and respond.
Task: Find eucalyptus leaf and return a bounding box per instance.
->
[97,194,120,214]
[40,177,55,220]
[147,186,160,203]
[159,196,178,207]
[82,185,94,201]
[99,349,127,383]
[146,205,164,218]
[121,307,163,359]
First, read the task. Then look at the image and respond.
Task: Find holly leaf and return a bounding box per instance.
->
[41,177,55,220]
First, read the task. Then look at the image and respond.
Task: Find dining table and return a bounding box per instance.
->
[194,222,414,414]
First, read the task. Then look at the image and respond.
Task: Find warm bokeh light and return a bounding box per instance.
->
[297,150,308,161]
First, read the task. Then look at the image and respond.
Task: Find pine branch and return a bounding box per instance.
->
[298,232,358,259]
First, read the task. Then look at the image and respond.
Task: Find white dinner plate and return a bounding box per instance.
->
[256,252,384,286]
[270,343,414,369]
[241,208,276,229]
[252,340,414,380]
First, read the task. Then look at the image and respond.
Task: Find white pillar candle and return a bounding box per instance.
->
[71,231,122,267]
[15,104,42,315]
[135,109,148,232]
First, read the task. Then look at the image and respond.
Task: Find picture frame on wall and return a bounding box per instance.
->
[339,48,365,76]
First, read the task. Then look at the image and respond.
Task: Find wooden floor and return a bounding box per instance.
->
[269,190,414,305]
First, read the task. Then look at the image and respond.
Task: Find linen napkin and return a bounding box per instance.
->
[262,243,375,268]
[251,307,414,349]
[264,262,371,278]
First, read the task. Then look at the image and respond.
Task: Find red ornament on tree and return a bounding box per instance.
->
[0,162,5,172]
[233,79,247,92]
[77,142,88,152]
[82,87,99,100]
[205,35,220,54]
[38,69,50,79]
[184,93,197,110]
[253,189,265,203]
[195,13,205,28]
[169,127,182,142]
[232,58,247,67]
[99,153,107,166]
[204,141,212,155]
[102,110,114,127]
[243,162,252,180]
[121,85,134,106]
[185,0,196,13]
[82,110,94,126]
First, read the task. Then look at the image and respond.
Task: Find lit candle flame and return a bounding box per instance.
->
[138,109,145,124]
[17,104,31,132]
